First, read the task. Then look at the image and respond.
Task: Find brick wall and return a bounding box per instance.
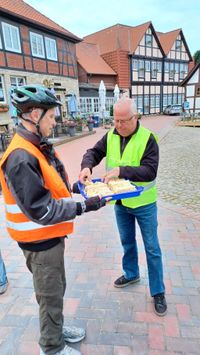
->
[102,50,130,89]
[0,68,79,126]
[0,19,78,78]
[89,74,116,87]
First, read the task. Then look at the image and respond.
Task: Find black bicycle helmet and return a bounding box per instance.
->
[11,84,62,115]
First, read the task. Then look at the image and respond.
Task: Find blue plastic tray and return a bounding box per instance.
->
[78,178,144,201]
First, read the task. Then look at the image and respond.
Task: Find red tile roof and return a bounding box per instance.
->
[84,22,159,55]
[157,29,181,55]
[76,41,116,75]
[0,0,81,42]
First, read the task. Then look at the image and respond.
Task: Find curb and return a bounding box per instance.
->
[0,131,96,158]
[50,130,96,147]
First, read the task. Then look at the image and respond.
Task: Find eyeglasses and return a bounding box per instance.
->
[114,116,135,124]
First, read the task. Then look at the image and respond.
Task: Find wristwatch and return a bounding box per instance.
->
[80,201,86,213]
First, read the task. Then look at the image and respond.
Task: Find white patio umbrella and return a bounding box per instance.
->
[98,80,106,124]
[114,84,120,103]
[68,93,78,118]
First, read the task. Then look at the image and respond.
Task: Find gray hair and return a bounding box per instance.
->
[114,98,138,115]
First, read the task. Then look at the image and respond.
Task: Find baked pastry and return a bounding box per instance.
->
[108,178,136,194]
[84,178,136,197]
[85,181,112,197]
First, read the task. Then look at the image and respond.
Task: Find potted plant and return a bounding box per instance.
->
[65,119,77,137]
[0,104,9,113]
[87,117,94,131]
[74,116,83,132]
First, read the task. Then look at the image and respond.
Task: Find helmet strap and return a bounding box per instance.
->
[20,116,36,126]
[36,109,48,137]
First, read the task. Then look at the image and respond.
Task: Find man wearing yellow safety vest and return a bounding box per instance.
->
[79,98,167,316]
[0,85,106,355]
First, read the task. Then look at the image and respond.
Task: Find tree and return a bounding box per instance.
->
[194,50,200,65]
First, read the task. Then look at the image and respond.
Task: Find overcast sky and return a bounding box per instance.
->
[25,0,199,55]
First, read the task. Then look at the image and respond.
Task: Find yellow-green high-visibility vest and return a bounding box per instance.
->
[106,126,158,208]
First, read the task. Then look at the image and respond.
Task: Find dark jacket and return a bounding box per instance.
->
[2,125,82,251]
[81,121,159,182]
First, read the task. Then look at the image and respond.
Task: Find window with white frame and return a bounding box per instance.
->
[174,63,179,74]
[157,61,162,73]
[0,76,6,102]
[30,32,45,58]
[144,95,149,108]
[106,98,114,113]
[178,93,184,103]
[79,98,87,114]
[10,76,26,87]
[168,94,172,104]
[93,98,99,113]
[163,94,168,107]
[78,98,93,114]
[145,33,152,47]
[145,61,150,72]
[0,33,2,49]
[175,39,182,51]
[156,95,160,108]
[165,62,169,73]
[138,60,145,78]
[45,37,57,61]
[136,95,143,112]
[151,61,157,78]
[180,63,185,79]
[132,59,138,71]
[2,22,21,53]
[169,62,174,79]
[150,95,155,107]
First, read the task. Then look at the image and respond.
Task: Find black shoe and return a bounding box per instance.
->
[114,275,140,288]
[153,293,167,316]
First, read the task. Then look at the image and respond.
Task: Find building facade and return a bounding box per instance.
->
[181,62,200,114]
[76,41,117,116]
[0,0,81,126]
[84,22,192,115]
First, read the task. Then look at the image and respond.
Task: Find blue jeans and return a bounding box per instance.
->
[114,202,165,296]
[0,250,8,286]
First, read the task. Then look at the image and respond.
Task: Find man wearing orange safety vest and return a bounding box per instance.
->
[0,85,106,355]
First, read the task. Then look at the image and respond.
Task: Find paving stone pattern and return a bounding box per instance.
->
[0,118,200,354]
[157,126,200,213]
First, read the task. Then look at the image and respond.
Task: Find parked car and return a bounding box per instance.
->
[163,104,182,115]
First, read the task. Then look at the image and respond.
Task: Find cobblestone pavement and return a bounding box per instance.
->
[157,125,200,213]
[0,117,200,354]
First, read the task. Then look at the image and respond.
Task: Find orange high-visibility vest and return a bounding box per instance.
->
[0,133,74,242]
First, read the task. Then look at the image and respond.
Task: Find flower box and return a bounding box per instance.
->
[0,104,9,113]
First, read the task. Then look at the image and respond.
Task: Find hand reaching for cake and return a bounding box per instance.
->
[103,167,120,184]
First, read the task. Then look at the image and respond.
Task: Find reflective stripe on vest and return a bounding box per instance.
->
[0,133,74,242]
[106,126,158,208]
[6,219,73,231]
[5,197,73,215]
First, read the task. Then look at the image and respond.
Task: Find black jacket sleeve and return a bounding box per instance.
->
[3,149,78,225]
[81,132,159,182]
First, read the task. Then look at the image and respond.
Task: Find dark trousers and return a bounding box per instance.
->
[23,239,66,355]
